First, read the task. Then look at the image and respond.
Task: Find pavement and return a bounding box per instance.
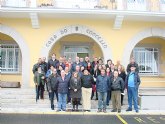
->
[0,113,165,124]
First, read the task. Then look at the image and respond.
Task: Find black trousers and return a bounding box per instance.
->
[50,90,58,109]
[121,94,124,105]
[72,98,80,110]
[36,84,44,99]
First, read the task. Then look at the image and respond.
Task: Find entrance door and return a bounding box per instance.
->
[64,46,90,61]
[77,53,89,59]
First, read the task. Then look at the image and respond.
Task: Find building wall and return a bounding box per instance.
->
[1,18,165,87]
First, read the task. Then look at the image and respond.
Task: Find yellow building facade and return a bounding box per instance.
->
[1,0,165,88]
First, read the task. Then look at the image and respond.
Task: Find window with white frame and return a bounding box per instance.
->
[133,47,159,75]
[1,44,21,73]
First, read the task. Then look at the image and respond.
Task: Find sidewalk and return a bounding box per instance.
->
[1,104,165,115]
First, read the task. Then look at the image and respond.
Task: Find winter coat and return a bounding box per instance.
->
[81,74,94,88]
[69,77,82,98]
[71,62,80,72]
[47,74,59,91]
[34,71,45,85]
[125,72,141,89]
[57,76,70,94]
[110,76,124,92]
[48,59,59,69]
[32,63,42,74]
[96,75,110,93]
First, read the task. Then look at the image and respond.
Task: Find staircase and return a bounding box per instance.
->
[0,88,129,112]
[0,88,51,110]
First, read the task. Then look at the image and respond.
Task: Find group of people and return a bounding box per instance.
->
[33,53,141,113]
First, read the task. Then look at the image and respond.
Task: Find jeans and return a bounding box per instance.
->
[97,92,107,109]
[50,90,58,109]
[58,93,67,111]
[106,90,111,105]
[127,87,138,111]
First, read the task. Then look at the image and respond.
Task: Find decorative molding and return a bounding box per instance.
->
[29,13,40,29]
[122,27,165,68]
[113,15,124,29]
[0,24,30,88]
[41,25,112,63]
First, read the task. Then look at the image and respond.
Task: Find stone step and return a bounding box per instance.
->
[1,99,51,104]
[1,94,50,99]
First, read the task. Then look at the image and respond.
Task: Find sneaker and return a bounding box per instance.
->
[118,109,121,113]
[97,109,102,112]
[103,109,107,113]
[126,108,132,112]
[111,109,117,112]
[136,110,139,113]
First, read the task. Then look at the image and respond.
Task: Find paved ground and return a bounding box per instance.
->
[0,113,165,124]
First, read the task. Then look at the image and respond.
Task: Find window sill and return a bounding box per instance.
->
[1,72,22,75]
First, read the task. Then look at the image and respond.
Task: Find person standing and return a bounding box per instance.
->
[41,57,48,74]
[69,72,82,111]
[34,67,45,100]
[91,64,99,100]
[56,70,70,112]
[126,57,139,73]
[118,65,126,106]
[91,57,98,69]
[110,70,124,113]
[106,67,112,106]
[47,68,59,110]
[32,58,42,74]
[125,65,141,113]
[105,59,112,69]
[96,69,110,113]
[48,53,59,69]
[64,66,72,104]
[81,69,94,112]
[71,57,80,72]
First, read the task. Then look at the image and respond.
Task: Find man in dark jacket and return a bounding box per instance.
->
[32,58,42,74]
[126,57,139,73]
[47,68,59,110]
[81,69,94,111]
[71,57,80,72]
[56,70,70,112]
[110,70,124,113]
[125,64,141,113]
[48,53,59,69]
[96,69,110,113]
[41,57,48,74]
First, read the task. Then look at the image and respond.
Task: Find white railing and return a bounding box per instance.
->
[0,0,165,13]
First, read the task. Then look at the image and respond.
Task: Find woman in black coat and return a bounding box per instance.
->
[69,72,82,111]
[118,65,126,106]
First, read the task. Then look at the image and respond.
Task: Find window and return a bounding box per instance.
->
[133,47,159,75]
[1,44,21,73]
[64,46,90,61]
[161,0,165,4]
